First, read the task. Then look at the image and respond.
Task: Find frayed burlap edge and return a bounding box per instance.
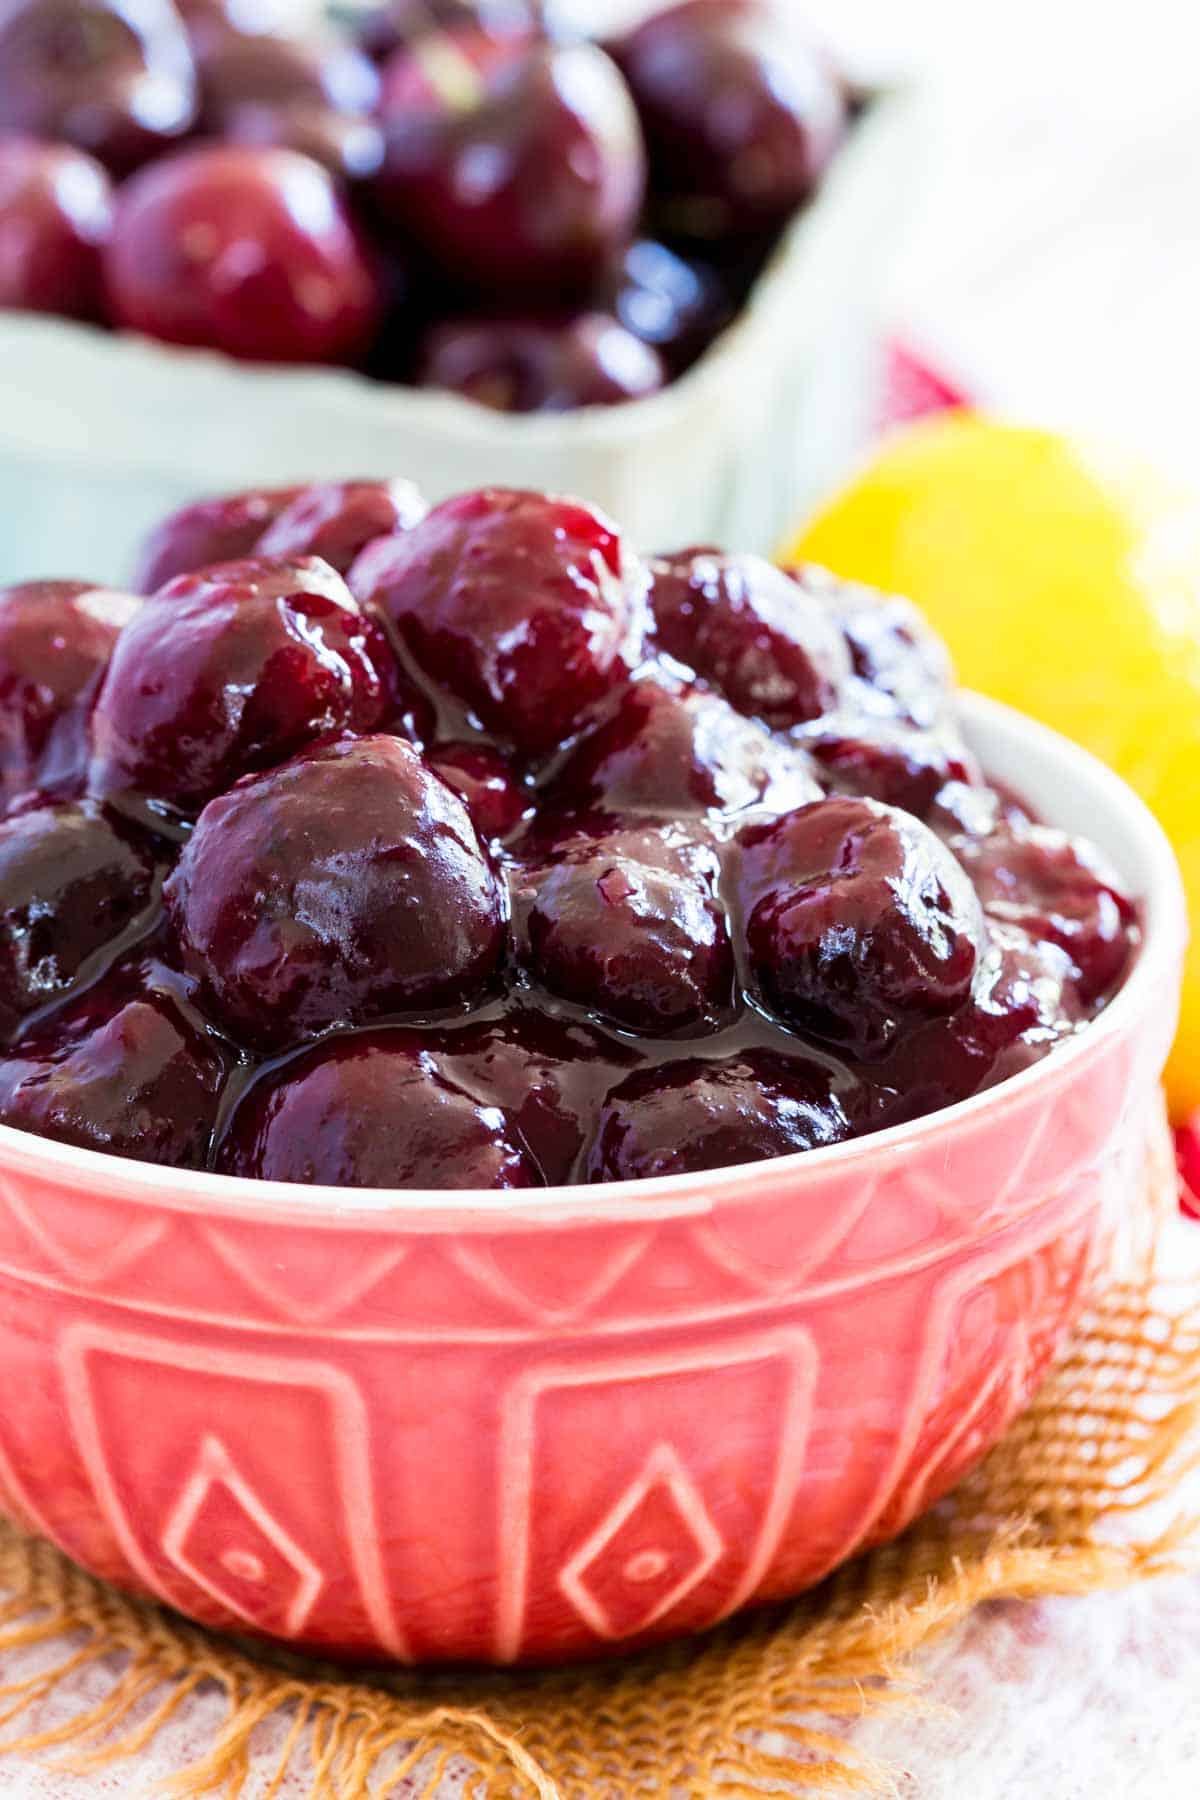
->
[0,1120,1196,1800]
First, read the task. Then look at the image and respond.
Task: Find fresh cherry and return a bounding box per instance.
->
[254,478,426,573]
[374,31,645,299]
[648,546,849,729]
[349,486,643,759]
[956,822,1138,1003]
[164,734,506,1049]
[104,145,383,366]
[737,796,986,1057]
[0,0,197,175]
[0,800,159,1036]
[0,981,226,1167]
[587,1047,852,1182]
[218,1029,537,1187]
[133,484,303,591]
[415,311,664,412]
[545,672,820,818]
[0,579,137,806]
[606,237,729,372]
[609,0,845,241]
[428,740,528,840]
[89,554,397,812]
[0,134,112,320]
[513,820,734,1036]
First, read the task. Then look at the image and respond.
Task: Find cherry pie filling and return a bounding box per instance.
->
[0,481,1140,1186]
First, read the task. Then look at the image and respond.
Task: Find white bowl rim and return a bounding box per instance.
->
[0,692,1185,1225]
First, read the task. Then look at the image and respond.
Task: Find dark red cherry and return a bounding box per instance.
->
[587,1047,852,1182]
[956,822,1138,1003]
[0,801,159,1037]
[545,673,820,818]
[192,25,379,131]
[0,579,137,806]
[737,796,985,1057]
[254,478,426,574]
[218,1030,537,1188]
[513,821,734,1036]
[374,32,645,299]
[164,735,506,1049]
[133,484,303,592]
[0,134,112,320]
[0,0,197,175]
[223,101,384,182]
[415,312,664,412]
[349,487,643,759]
[0,984,226,1167]
[790,565,952,728]
[804,717,980,820]
[104,145,383,366]
[428,740,528,840]
[606,237,730,372]
[609,0,845,241]
[439,1007,634,1184]
[648,547,849,729]
[89,555,397,812]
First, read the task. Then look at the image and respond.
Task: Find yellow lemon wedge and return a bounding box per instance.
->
[784,412,1200,1118]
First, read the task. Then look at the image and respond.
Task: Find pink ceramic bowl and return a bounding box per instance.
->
[0,695,1184,1665]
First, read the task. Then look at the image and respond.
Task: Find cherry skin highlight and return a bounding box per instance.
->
[0,134,113,320]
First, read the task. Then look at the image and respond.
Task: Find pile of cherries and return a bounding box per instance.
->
[0,0,850,409]
[0,476,1139,1187]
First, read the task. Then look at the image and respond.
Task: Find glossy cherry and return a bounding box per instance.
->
[374,31,645,299]
[89,555,397,812]
[164,734,506,1049]
[609,0,845,240]
[790,564,952,729]
[804,717,979,820]
[648,546,849,729]
[0,134,112,320]
[0,579,137,805]
[738,796,986,1057]
[104,145,383,366]
[545,673,819,818]
[0,981,227,1167]
[254,478,426,573]
[513,821,735,1036]
[132,484,303,591]
[587,1047,852,1182]
[416,311,664,412]
[0,800,159,1036]
[428,740,528,840]
[0,0,197,175]
[957,822,1138,1003]
[219,1030,537,1187]
[349,486,643,759]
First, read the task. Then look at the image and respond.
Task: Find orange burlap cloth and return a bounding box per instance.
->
[0,1119,1197,1799]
